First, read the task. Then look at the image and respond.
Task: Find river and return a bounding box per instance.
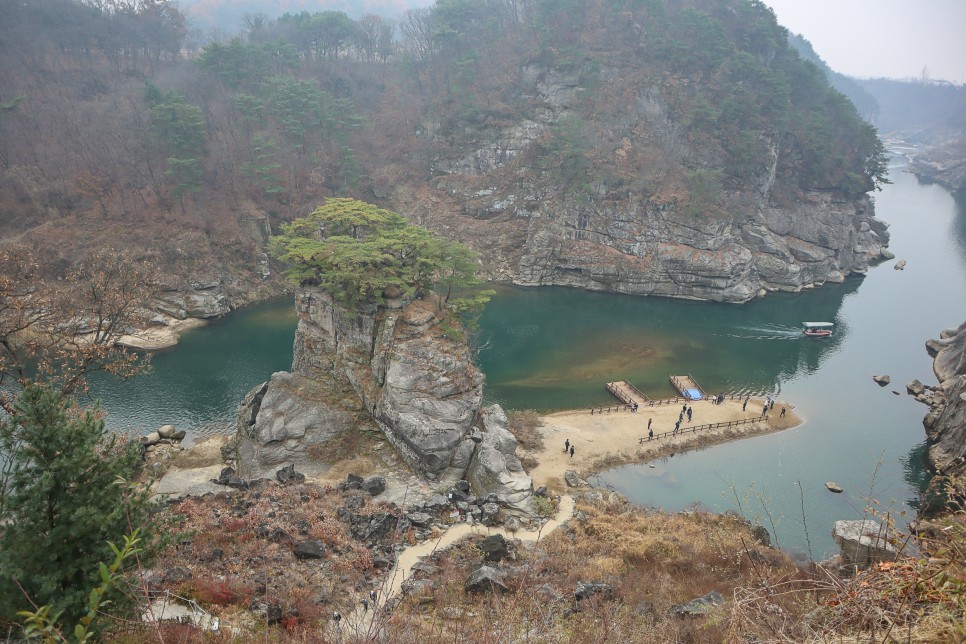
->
[89,154,965,558]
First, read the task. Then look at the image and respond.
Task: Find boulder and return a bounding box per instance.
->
[480,502,500,526]
[293,540,325,560]
[564,470,585,488]
[894,259,907,270]
[276,464,305,486]
[213,467,235,486]
[235,371,357,480]
[750,524,771,546]
[362,476,386,496]
[831,520,897,567]
[142,432,161,446]
[406,512,433,529]
[671,590,725,616]
[478,534,510,562]
[465,565,508,594]
[825,482,844,494]
[158,424,178,439]
[349,512,398,543]
[872,375,891,386]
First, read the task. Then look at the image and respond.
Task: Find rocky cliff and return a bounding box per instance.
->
[236,287,534,514]
[512,190,889,302]
[400,66,891,303]
[910,139,966,196]
[917,321,966,482]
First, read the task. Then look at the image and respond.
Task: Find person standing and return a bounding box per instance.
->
[565,438,570,453]
[648,418,652,430]
[569,445,575,458]
[687,407,692,422]
[780,407,786,418]
[742,398,748,412]
[648,428,654,440]
[761,404,767,418]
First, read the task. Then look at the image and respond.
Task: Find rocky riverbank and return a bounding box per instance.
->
[916,320,966,485]
[909,139,966,196]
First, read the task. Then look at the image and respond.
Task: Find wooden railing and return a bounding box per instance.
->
[638,416,762,444]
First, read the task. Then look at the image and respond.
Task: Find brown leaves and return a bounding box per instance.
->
[0,244,161,409]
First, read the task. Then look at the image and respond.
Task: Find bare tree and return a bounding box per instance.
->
[0,246,161,412]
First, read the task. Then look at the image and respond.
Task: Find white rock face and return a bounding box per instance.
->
[465,405,535,516]
[831,520,897,567]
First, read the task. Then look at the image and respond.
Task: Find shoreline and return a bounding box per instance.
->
[528,396,802,492]
[118,316,208,351]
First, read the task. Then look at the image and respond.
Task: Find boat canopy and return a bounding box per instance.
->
[802,321,834,329]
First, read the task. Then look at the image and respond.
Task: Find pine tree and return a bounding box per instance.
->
[0,384,155,625]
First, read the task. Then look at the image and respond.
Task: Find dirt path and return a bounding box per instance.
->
[335,495,576,639]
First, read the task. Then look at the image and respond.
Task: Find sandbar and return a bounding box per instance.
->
[528,396,801,491]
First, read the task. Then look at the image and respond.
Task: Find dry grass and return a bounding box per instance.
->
[100,477,966,642]
[507,409,545,451]
[383,496,810,643]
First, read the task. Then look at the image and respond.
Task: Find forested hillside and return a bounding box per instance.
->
[0,0,889,307]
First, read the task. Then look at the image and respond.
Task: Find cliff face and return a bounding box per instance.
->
[513,191,887,302]
[236,287,534,513]
[403,68,891,303]
[921,321,966,480]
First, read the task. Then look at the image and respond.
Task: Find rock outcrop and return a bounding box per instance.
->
[514,191,889,303]
[236,287,534,514]
[917,321,966,483]
[910,139,966,196]
[157,278,232,319]
[831,519,897,567]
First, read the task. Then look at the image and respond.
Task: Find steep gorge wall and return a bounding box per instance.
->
[398,67,891,303]
[513,191,888,302]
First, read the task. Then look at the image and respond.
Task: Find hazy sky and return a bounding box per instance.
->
[764,0,966,83]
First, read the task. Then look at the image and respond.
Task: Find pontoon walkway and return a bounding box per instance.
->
[605,381,650,408]
[670,374,706,401]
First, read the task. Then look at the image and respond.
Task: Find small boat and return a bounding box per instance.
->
[802,321,833,338]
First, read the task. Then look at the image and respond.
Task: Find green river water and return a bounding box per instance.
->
[89,155,966,558]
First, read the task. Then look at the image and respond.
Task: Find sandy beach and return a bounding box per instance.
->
[527,396,802,492]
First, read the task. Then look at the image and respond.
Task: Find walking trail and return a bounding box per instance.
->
[334,495,576,640]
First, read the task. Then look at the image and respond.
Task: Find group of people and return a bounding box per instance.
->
[563,438,574,458]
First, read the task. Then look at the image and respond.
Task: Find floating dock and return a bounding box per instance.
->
[670,374,706,400]
[605,381,650,407]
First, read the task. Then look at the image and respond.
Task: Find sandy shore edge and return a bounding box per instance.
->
[527,396,802,492]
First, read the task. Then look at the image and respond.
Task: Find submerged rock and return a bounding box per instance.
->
[825,482,844,494]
